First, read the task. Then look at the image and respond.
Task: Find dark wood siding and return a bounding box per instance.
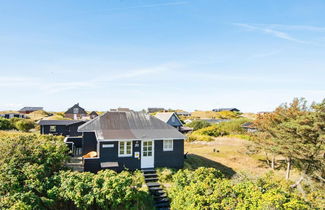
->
[67,122,84,136]
[84,158,101,173]
[41,125,68,136]
[154,139,184,169]
[99,140,141,171]
[82,132,97,155]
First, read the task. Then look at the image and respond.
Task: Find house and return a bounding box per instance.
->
[0,113,26,119]
[184,119,193,124]
[176,111,191,117]
[241,122,257,132]
[147,107,165,113]
[212,108,240,112]
[65,103,88,120]
[19,107,43,114]
[78,111,185,173]
[39,120,85,136]
[89,111,98,119]
[155,112,183,130]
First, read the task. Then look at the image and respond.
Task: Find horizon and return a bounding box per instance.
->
[1,0,324,112]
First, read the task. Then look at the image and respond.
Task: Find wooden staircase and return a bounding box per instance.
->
[142,169,170,210]
[66,156,84,172]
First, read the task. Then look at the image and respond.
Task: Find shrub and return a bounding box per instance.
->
[167,168,312,210]
[0,117,14,130]
[193,124,228,137]
[47,170,152,210]
[0,133,69,209]
[156,168,176,183]
[14,119,36,132]
[218,118,250,134]
[187,133,214,142]
[186,120,211,131]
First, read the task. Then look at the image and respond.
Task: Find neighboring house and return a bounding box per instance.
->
[39,120,85,136]
[147,107,165,113]
[19,107,43,114]
[176,111,191,117]
[155,112,183,130]
[241,122,257,132]
[184,119,193,124]
[212,108,240,112]
[89,111,98,119]
[65,103,88,120]
[0,113,26,119]
[78,111,185,173]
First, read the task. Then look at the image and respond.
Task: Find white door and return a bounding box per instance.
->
[141,140,154,168]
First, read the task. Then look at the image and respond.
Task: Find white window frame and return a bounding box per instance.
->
[118,141,133,157]
[163,140,173,151]
[49,126,56,132]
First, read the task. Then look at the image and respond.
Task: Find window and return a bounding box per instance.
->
[73,108,79,114]
[171,116,175,122]
[163,140,173,151]
[49,126,56,132]
[119,141,132,157]
[143,141,153,157]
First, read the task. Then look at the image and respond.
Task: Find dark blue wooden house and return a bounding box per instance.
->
[154,112,183,130]
[39,120,85,136]
[78,111,185,173]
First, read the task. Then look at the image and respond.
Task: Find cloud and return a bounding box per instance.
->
[233,23,308,43]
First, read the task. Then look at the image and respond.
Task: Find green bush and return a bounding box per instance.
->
[186,120,211,131]
[0,117,14,130]
[156,168,176,183]
[187,133,214,142]
[14,119,36,132]
[193,124,228,137]
[0,133,153,210]
[48,170,151,210]
[218,118,250,134]
[167,168,313,210]
[0,133,69,209]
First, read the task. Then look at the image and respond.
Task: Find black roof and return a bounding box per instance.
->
[19,107,43,111]
[38,120,85,126]
[212,108,240,112]
[64,103,87,115]
[89,111,98,116]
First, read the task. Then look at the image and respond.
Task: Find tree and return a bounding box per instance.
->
[254,98,325,185]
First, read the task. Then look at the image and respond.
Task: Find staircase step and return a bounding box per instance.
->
[155,197,169,203]
[154,194,167,199]
[144,173,158,178]
[145,177,158,182]
[69,158,83,163]
[154,201,170,208]
[66,162,83,167]
[147,182,160,188]
[71,167,84,172]
[151,189,165,193]
[141,168,155,173]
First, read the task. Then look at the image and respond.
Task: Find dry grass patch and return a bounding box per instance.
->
[185,137,300,180]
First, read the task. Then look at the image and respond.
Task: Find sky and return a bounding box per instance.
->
[0,0,324,113]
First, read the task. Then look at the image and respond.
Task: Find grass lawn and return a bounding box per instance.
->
[184,137,300,180]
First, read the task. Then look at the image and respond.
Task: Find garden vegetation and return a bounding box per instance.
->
[0,132,151,209]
